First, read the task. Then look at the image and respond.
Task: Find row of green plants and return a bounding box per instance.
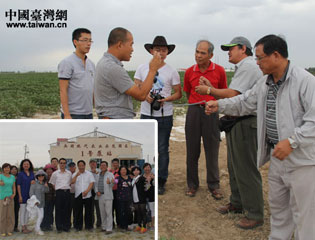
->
[0,71,234,119]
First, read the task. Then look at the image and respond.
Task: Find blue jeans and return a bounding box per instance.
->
[141,114,173,180]
[61,113,93,119]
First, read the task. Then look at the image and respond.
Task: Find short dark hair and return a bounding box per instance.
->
[108,27,130,47]
[237,44,253,56]
[111,158,120,163]
[51,157,58,163]
[59,158,67,163]
[131,166,141,174]
[20,159,34,172]
[10,165,18,175]
[255,34,288,58]
[68,162,76,167]
[77,160,86,166]
[118,166,130,176]
[143,163,152,170]
[100,161,108,167]
[2,163,11,170]
[72,28,91,48]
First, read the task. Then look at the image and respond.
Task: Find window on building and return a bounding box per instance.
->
[99,145,102,148]
[119,144,122,148]
[112,144,115,148]
[105,144,109,148]
[97,151,103,156]
[125,144,128,148]
[92,144,95,148]
[71,144,74,148]
[65,159,73,169]
[77,144,81,148]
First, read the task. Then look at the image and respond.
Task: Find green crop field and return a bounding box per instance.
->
[0,71,234,119]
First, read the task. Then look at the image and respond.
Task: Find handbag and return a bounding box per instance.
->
[219,115,254,133]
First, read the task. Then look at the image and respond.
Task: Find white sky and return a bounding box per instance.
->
[0,0,314,72]
[0,120,157,168]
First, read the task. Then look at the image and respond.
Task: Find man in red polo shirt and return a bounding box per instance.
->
[184,40,227,198]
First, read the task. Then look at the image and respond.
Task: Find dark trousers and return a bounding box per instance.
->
[112,190,120,226]
[185,105,220,190]
[55,189,71,231]
[61,113,93,119]
[141,115,173,181]
[118,200,131,230]
[70,193,76,227]
[91,190,101,227]
[74,194,93,230]
[14,198,19,229]
[40,199,55,230]
[134,203,147,228]
[226,117,264,221]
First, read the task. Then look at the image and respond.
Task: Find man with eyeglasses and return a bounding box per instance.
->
[206,34,315,239]
[58,28,95,119]
[196,36,264,229]
[134,36,182,195]
[94,27,164,119]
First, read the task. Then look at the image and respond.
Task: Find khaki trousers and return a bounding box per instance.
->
[0,198,15,234]
[268,154,315,240]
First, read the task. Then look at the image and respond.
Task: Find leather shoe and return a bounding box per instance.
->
[217,203,243,214]
[235,217,263,229]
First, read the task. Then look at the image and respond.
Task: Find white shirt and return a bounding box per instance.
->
[134,63,180,117]
[73,171,95,199]
[49,169,72,190]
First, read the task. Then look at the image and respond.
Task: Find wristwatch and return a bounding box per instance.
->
[206,87,211,95]
[288,135,298,149]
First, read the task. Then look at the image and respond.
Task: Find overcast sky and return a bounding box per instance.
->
[0,0,314,72]
[0,120,156,168]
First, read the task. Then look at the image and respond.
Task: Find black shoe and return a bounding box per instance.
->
[57,230,63,234]
[63,229,70,232]
[158,185,165,195]
[158,178,166,195]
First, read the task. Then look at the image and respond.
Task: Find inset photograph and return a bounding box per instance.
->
[0,120,156,240]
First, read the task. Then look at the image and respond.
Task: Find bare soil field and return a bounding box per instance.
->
[159,116,271,240]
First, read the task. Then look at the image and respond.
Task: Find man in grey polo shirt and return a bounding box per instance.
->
[94,27,163,119]
[58,28,95,119]
[196,37,264,229]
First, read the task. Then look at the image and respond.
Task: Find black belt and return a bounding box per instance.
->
[56,189,70,192]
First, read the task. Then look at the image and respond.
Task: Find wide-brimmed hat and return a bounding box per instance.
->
[144,36,175,55]
[221,36,252,51]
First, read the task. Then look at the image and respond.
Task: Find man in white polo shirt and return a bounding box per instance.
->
[71,160,95,232]
[49,158,72,233]
[58,28,95,119]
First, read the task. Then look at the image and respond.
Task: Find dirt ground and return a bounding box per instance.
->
[158,116,271,240]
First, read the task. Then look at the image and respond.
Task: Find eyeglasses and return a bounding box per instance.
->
[78,39,94,43]
[255,55,268,61]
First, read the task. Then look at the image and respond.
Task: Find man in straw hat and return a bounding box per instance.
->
[196,36,264,229]
[94,27,164,119]
[134,36,182,195]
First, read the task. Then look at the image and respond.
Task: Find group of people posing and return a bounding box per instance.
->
[0,158,155,237]
[57,26,315,239]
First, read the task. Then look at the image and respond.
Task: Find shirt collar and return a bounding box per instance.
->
[235,56,252,69]
[193,61,215,72]
[104,52,123,67]
[265,60,290,86]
